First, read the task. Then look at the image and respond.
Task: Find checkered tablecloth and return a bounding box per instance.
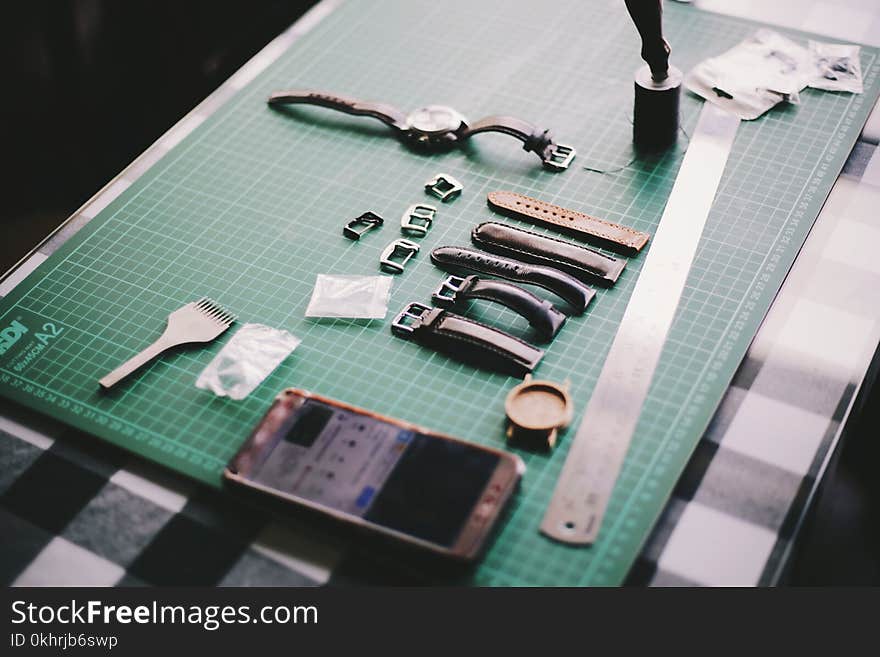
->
[3,0,880,586]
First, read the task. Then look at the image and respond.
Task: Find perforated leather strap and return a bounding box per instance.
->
[487,191,650,254]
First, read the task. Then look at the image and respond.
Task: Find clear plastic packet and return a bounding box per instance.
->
[195,323,301,400]
[304,274,393,319]
[686,29,814,120]
[809,41,863,93]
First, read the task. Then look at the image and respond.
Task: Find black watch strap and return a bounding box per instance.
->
[267,89,407,130]
[432,275,566,341]
[392,303,544,376]
[472,222,626,287]
[430,246,595,314]
[463,115,576,170]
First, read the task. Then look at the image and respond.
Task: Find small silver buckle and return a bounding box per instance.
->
[380,238,420,273]
[391,302,431,336]
[343,211,384,240]
[400,204,437,237]
[543,143,576,171]
[424,173,463,202]
[432,275,466,306]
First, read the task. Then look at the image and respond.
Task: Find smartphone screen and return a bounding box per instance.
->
[225,391,522,559]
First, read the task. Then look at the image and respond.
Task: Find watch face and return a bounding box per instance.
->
[406,105,466,135]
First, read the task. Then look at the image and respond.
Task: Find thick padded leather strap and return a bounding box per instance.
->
[487,191,650,254]
[430,246,594,314]
[267,89,407,130]
[471,222,625,287]
[407,307,544,377]
[433,275,566,341]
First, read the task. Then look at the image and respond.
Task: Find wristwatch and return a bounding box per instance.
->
[267,89,576,171]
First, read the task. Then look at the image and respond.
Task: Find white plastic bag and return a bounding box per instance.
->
[809,41,863,93]
[196,323,301,400]
[686,29,814,120]
[305,274,392,319]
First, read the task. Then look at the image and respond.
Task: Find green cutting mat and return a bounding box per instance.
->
[1,0,878,585]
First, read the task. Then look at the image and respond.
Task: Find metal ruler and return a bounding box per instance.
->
[541,103,741,545]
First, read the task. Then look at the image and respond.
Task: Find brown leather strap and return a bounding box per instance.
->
[471,222,625,287]
[487,191,650,254]
[267,89,407,130]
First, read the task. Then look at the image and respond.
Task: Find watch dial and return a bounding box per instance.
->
[407,105,466,135]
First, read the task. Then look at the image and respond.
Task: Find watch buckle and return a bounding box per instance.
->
[379,238,420,273]
[343,211,384,240]
[424,173,463,202]
[432,275,467,306]
[391,302,431,336]
[400,204,437,236]
[544,143,577,171]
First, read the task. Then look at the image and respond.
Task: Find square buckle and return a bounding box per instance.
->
[343,211,384,240]
[432,275,467,306]
[424,173,463,202]
[380,238,420,273]
[543,143,576,171]
[391,302,431,336]
[400,204,437,237]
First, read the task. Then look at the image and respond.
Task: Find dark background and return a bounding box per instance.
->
[2,0,317,271]
[2,0,877,585]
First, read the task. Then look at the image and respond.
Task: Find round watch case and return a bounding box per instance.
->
[504,375,572,450]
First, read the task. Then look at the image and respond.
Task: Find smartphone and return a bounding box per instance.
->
[224,388,524,561]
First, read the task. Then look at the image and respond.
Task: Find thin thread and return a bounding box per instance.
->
[582,115,692,175]
[583,155,638,174]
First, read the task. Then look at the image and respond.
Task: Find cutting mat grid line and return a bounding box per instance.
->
[0,0,877,586]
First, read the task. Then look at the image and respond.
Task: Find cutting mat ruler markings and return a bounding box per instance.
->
[541,103,741,545]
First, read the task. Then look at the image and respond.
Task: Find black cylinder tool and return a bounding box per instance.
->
[625,0,681,151]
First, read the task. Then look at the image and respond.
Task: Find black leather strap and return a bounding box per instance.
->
[392,304,544,376]
[433,275,566,341]
[267,89,407,131]
[463,115,556,163]
[472,222,626,286]
[430,246,595,315]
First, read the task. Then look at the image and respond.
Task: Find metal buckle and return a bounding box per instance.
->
[343,211,384,240]
[400,204,437,236]
[391,302,431,336]
[431,275,467,306]
[424,173,463,202]
[543,143,577,171]
[380,238,420,273]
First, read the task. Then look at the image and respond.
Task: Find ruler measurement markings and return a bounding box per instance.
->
[541,103,741,545]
